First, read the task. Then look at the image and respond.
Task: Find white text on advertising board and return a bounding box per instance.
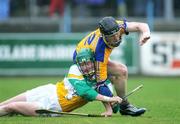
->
[0,45,76,61]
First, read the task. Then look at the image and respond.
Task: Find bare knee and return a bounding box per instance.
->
[3,103,17,113]
[112,63,128,78]
[118,64,128,77]
[108,61,128,84]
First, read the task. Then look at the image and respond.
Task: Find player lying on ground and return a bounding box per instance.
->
[0,48,121,117]
[73,16,150,116]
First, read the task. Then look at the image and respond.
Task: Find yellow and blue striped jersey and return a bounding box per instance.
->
[73,20,128,83]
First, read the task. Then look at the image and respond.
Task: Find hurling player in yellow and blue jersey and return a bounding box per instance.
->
[73,16,151,116]
[0,48,122,117]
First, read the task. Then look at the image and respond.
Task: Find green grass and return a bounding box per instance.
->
[0,76,180,124]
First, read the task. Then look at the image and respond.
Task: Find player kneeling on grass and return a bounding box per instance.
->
[0,48,121,117]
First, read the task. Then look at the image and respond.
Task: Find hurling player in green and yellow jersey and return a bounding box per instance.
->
[0,48,122,117]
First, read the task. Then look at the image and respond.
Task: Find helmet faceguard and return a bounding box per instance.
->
[103,31,122,48]
[76,48,96,81]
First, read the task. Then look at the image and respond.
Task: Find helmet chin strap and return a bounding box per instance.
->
[84,68,96,81]
[102,35,121,48]
[85,73,96,81]
[111,40,121,47]
[103,36,114,49]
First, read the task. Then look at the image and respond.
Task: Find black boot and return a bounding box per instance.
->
[119,100,146,116]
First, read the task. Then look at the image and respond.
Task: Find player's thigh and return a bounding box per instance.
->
[0,93,26,106]
[26,84,62,112]
[6,102,39,116]
[107,60,128,76]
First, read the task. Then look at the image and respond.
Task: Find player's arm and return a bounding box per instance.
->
[101,102,113,117]
[96,94,122,117]
[126,22,151,46]
[70,79,122,103]
[96,94,122,103]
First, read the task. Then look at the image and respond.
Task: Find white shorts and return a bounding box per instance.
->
[26,84,62,112]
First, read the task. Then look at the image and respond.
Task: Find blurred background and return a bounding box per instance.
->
[1,0,180,32]
[0,0,180,76]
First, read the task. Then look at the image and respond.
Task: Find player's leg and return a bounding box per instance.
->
[101,102,113,117]
[0,93,26,106]
[97,83,119,113]
[107,59,127,98]
[0,102,39,116]
[107,60,128,113]
[49,0,56,16]
[58,0,64,16]
[107,60,146,116]
[0,93,39,116]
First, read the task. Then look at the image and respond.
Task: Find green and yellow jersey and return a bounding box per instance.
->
[56,64,98,112]
[73,20,128,83]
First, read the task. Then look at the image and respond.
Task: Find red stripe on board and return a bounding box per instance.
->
[172,60,180,68]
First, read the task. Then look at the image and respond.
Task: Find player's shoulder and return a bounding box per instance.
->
[85,29,100,37]
[79,30,100,44]
[67,64,84,80]
[94,28,101,35]
[69,64,80,74]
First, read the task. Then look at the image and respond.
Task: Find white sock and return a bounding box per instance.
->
[0,106,8,117]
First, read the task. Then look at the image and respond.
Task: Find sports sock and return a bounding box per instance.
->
[119,99,129,109]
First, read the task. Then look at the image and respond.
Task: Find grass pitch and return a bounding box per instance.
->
[0,76,180,124]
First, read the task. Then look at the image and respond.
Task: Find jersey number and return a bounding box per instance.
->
[84,33,95,45]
